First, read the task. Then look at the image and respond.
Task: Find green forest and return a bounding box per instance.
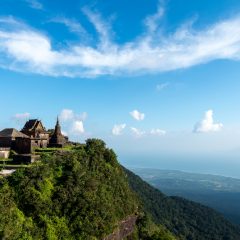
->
[0,139,240,239]
[0,139,174,240]
[125,168,240,240]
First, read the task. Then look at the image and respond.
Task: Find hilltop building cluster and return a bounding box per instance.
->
[0,118,68,161]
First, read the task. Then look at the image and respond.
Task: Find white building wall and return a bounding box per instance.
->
[0,149,10,159]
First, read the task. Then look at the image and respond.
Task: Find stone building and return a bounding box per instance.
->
[48,118,68,148]
[15,137,31,154]
[0,128,30,158]
[0,148,10,159]
[0,118,68,160]
[0,128,29,149]
[21,119,49,148]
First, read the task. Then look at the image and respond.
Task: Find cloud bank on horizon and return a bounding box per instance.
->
[11,108,224,142]
[1,2,240,77]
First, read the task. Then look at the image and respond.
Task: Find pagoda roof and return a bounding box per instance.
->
[22,119,46,131]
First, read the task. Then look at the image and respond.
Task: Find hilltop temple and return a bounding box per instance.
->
[0,118,68,159]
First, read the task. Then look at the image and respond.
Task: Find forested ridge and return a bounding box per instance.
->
[133,168,240,225]
[125,167,240,240]
[0,139,239,239]
[0,139,174,240]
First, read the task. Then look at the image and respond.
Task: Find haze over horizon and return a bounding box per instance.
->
[1,0,240,178]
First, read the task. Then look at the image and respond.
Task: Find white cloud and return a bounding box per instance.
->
[76,112,88,121]
[60,109,88,122]
[112,124,126,136]
[59,109,74,122]
[1,4,240,77]
[71,120,84,135]
[82,7,112,48]
[130,110,145,121]
[130,127,166,137]
[144,0,165,33]
[61,130,68,136]
[150,128,166,136]
[24,0,43,10]
[131,127,145,137]
[59,109,87,136]
[50,17,87,35]
[12,112,30,123]
[156,82,169,91]
[194,110,223,133]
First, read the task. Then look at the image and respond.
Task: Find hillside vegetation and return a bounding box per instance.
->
[133,168,240,224]
[0,139,174,240]
[1,139,240,239]
[125,168,240,240]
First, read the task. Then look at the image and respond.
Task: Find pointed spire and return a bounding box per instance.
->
[49,116,67,147]
[56,116,60,126]
[55,116,61,135]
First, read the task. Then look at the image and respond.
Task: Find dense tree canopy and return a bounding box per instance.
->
[0,139,138,239]
[125,167,240,240]
[1,139,239,239]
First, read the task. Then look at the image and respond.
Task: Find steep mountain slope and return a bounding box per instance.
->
[0,139,174,240]
[125,168,240,240]
[132,168,240,225]
[0,139,240,239]
[0,140,138,239]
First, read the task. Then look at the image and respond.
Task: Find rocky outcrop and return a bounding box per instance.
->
[103,215,138,240]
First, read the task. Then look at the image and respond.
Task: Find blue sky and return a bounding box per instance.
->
[1,0,240,177]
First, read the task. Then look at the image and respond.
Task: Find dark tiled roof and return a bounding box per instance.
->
[22,119,46,132]
[22,119,39,131]
[0,128,29,138]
